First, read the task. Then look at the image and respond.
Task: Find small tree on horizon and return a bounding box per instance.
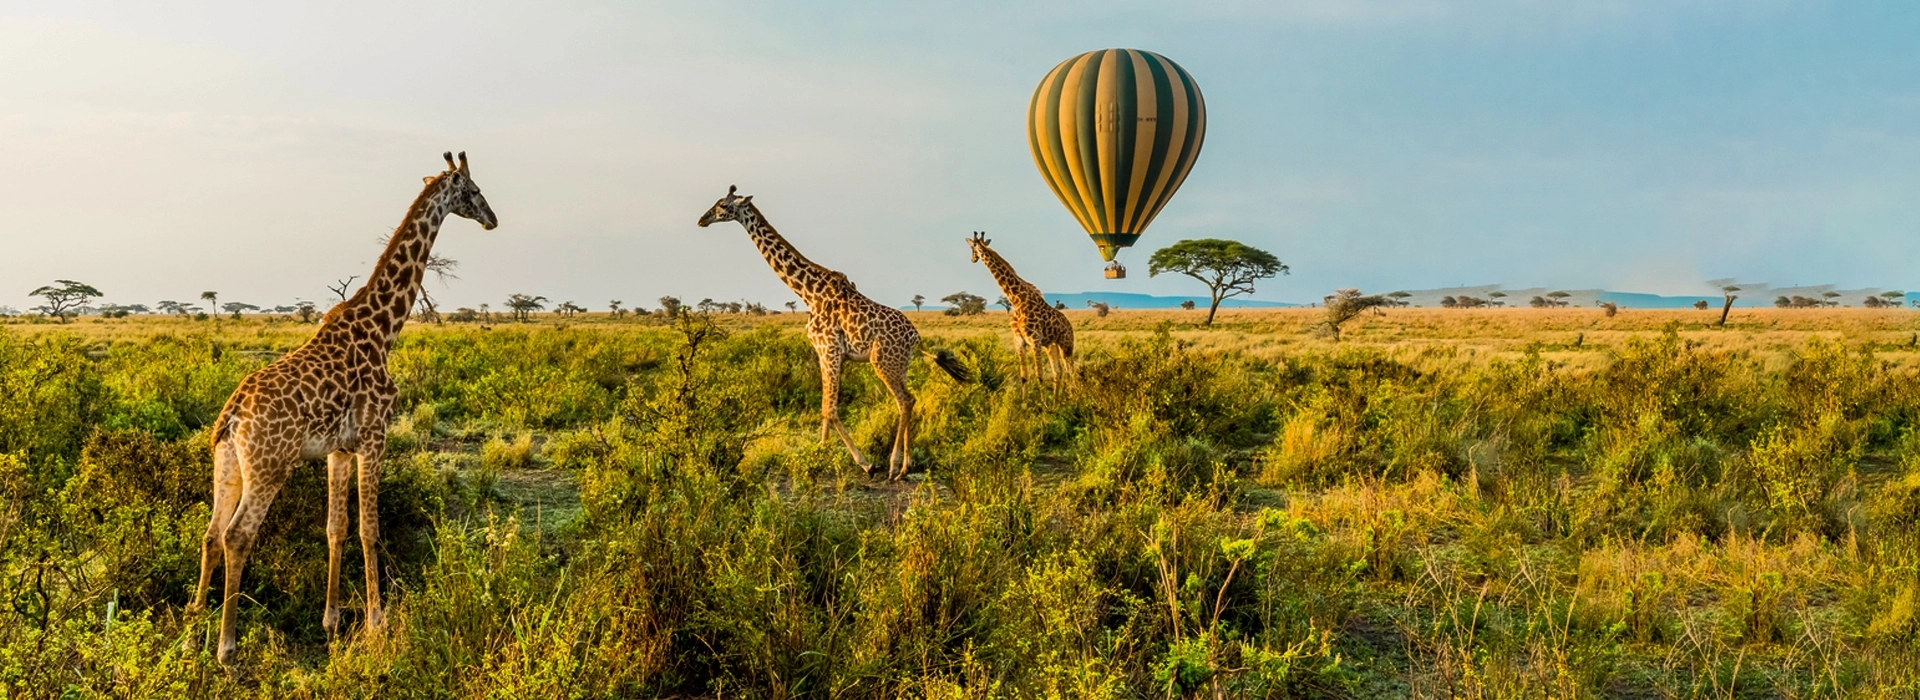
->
[1387,291,1412,307]
[911,294,925,312]
[1319,289,1390,341]
[942,292,987,316]
[505,294,547,322]
[1146,238,1288,326]
[659,296,683,318]
[1487,291,1508,307]
[29,280,102,322]
[995,296,1012,311]
[29,280,103,322]
[1718,285,1740,326]
[221,302,258,319]
[1180,299,1197,310]
[1547,291,1572,307]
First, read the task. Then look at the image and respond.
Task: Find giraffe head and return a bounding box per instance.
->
[966,231,993,264]
[428,152,499,230]
[696,185,752,228]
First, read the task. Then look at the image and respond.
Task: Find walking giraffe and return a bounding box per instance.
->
[697,186,968,479]
[965,232,1075,389]
[187,153,498,663]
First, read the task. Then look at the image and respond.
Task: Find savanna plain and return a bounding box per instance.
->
[5,307,1920,698]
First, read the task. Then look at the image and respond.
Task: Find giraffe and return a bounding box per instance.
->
[186,152,497,663]
[965,232,1075,389]
[697,186,968,479]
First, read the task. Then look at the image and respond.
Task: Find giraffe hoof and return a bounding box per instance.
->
[217,641,239,665]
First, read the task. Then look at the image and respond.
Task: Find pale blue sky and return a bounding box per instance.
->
[3,1,1918,311]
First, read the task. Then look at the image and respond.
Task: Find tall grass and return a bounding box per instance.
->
[1,313,1918,697]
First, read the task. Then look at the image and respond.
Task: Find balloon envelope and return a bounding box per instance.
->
[1027,48,1207,262]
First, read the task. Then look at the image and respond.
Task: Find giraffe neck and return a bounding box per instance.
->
[979,247,1042,307]
[738,203,838,303]
[324,177,452,348]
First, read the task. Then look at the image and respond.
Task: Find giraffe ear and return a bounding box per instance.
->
[742,195,753,204]
[457,151,470,175]
[423,176,435,184]
[443,152,456,170]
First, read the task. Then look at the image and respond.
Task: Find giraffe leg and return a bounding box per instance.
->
[877,358,915,480]
[1013,337,1032,383]
[818,353,871,473]
[1055,346,1078,391]
[217,461,288,664]
[323,450,353,637]
[186,439,242,650]
[355,446,387,632]
[1047,345,1066,393]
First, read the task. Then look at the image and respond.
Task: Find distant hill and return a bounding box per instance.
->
[901,285,1916,311]
[902,292,1296,311]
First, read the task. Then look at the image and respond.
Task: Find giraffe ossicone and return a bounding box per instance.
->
[187,153,497,664]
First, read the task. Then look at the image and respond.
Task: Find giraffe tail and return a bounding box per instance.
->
[922,347,972,384]
[209,393,239,449]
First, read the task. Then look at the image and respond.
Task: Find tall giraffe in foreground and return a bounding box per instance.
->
[698,186,968,479]
[188,153,498,663]
[966,232,1075,389]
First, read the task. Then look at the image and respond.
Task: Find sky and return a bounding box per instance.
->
[3,0,1919,312]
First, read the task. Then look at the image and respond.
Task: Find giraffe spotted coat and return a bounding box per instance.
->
[698,186,967,479]
[189,153,497,664]
[967,232,1075,388]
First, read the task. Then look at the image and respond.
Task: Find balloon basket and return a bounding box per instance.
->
[1103,263,1127,279]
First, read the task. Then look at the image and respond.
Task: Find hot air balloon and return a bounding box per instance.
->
[1027,48,1206,279]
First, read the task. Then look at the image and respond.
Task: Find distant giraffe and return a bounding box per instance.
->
[698,186,968,479]
[187,153,498,664]
[965,232,1074,389]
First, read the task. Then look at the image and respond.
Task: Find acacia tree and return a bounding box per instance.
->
[659,296,683,318]
[1487,291,1508,307]
[785,301,798,313]
[200,291,219,312]
[1147,239,1288,326]
[28,280,102,323]
[1718,285,1740,326]
[911,294,925,312]
[1319,289,1390,341]
[1546,291,1572,307]
[505,294,547,321]
[610,300,626,318]
[942,292,986,316]
[222,302,259,319]
[1387,291,1412,308]
[995,296,1012,311]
